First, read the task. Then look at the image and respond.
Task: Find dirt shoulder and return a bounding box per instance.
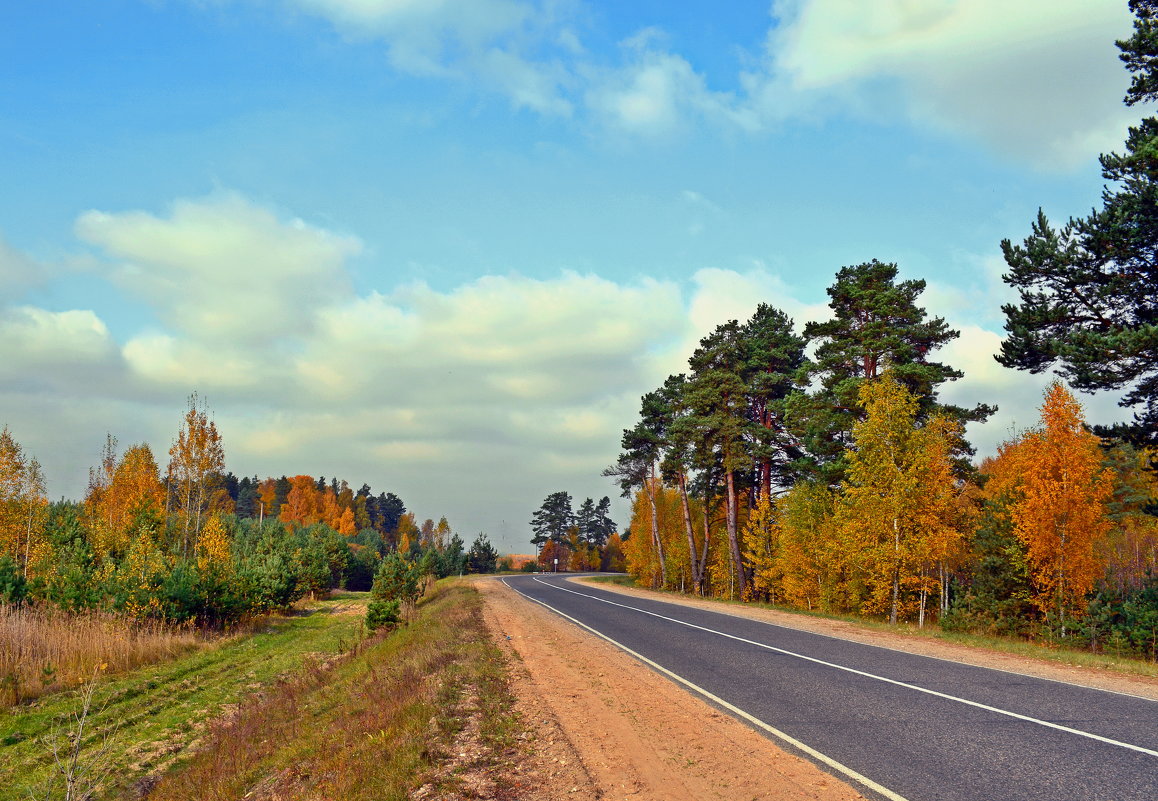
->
[476,577,866,801]
[576,577,1158,702]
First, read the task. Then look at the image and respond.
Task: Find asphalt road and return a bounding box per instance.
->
[503,574,1158,801]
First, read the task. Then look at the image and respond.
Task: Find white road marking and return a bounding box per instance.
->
[527,576,1158,759]
[502,578,913,801]
[562,576,1158,705]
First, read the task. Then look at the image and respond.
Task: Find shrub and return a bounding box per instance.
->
[0,556,27,606]
[365,599,401,631]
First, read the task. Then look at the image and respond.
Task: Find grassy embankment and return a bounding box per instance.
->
[586,574,1158,678]
[3,580,517,800]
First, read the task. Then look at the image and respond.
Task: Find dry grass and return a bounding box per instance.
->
[0,604,204,707]
[144,581,518,801]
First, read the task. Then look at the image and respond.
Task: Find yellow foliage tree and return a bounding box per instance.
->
[601,532,627,572]
[0,427,49,576]
[196,514,233,575]
[836,374,968,625]
[743,494,781,602]
[119,527,168,619]
[396,512,419,553]
[625,481,696,590]
[167,393,226,555]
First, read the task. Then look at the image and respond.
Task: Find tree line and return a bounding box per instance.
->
[0,395,497,627]
[529,491,626,572]
[605,4,1158,658]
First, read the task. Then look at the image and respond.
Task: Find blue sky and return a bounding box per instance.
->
[0,0,1143,550]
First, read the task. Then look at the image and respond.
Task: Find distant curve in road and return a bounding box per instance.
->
[503,574,1158,801]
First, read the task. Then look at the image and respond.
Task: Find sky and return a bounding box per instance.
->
[0,0,1145,552]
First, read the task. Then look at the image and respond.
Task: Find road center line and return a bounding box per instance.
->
[503,578,913,801]
[528,576,1158,759]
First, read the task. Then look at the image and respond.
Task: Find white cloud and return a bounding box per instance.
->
[585,32,759,137]
[292,0,531,63]
[296,271,685,408]
[765,0,1139,168]
[121,334,264,389]
[0,307,115,368]
[11,192,1139,550]
[286,0,576,114]
[477,48,575,115]
[75,193,360,346]
[241,1,1141,164]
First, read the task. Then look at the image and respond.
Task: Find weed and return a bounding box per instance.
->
[25,668,119,801]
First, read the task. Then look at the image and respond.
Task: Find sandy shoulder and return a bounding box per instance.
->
[476,577,867,801]
[572,577,1158,703]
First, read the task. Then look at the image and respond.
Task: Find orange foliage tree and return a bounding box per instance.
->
[280,475,321,527]
[1001,382,1114,631]
[86,443,165,559]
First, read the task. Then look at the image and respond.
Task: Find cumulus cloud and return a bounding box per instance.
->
[585,31,759,137]
[75,193,360,347]
[7,194,698,545]
[295,271,684,420]
[0,307,115,369]
[286,0,576,114]
[764,0,1139,168]
[237,1,1142,165]
[0,306,126,411]
[7,190,1137,548]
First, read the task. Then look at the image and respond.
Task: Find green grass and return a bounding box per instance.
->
[144,579,519,801]
[583,575,1158,680]
[2,593,370,800]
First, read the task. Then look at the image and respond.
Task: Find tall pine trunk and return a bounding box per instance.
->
[725,470,746,598]
[677,471,702,592]
[647,471,666,588]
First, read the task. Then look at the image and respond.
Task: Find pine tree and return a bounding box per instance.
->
[998,2,1158,445]
[530,491,574,547]
[467,534,499,574]
[591,496,616,548]
[575,497,597,544]
[789,260,991,484]
[740,303,807,497]
[684,320,753,596]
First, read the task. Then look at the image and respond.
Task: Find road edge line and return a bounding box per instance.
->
[502,578,912,801]
[537,577,1158,759]
[569,576,1158,705]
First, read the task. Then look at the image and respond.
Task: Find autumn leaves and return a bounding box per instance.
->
[984,384,1114,632]
[612,259,1155,642]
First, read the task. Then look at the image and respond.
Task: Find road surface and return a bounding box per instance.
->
[503,574,1158,801]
